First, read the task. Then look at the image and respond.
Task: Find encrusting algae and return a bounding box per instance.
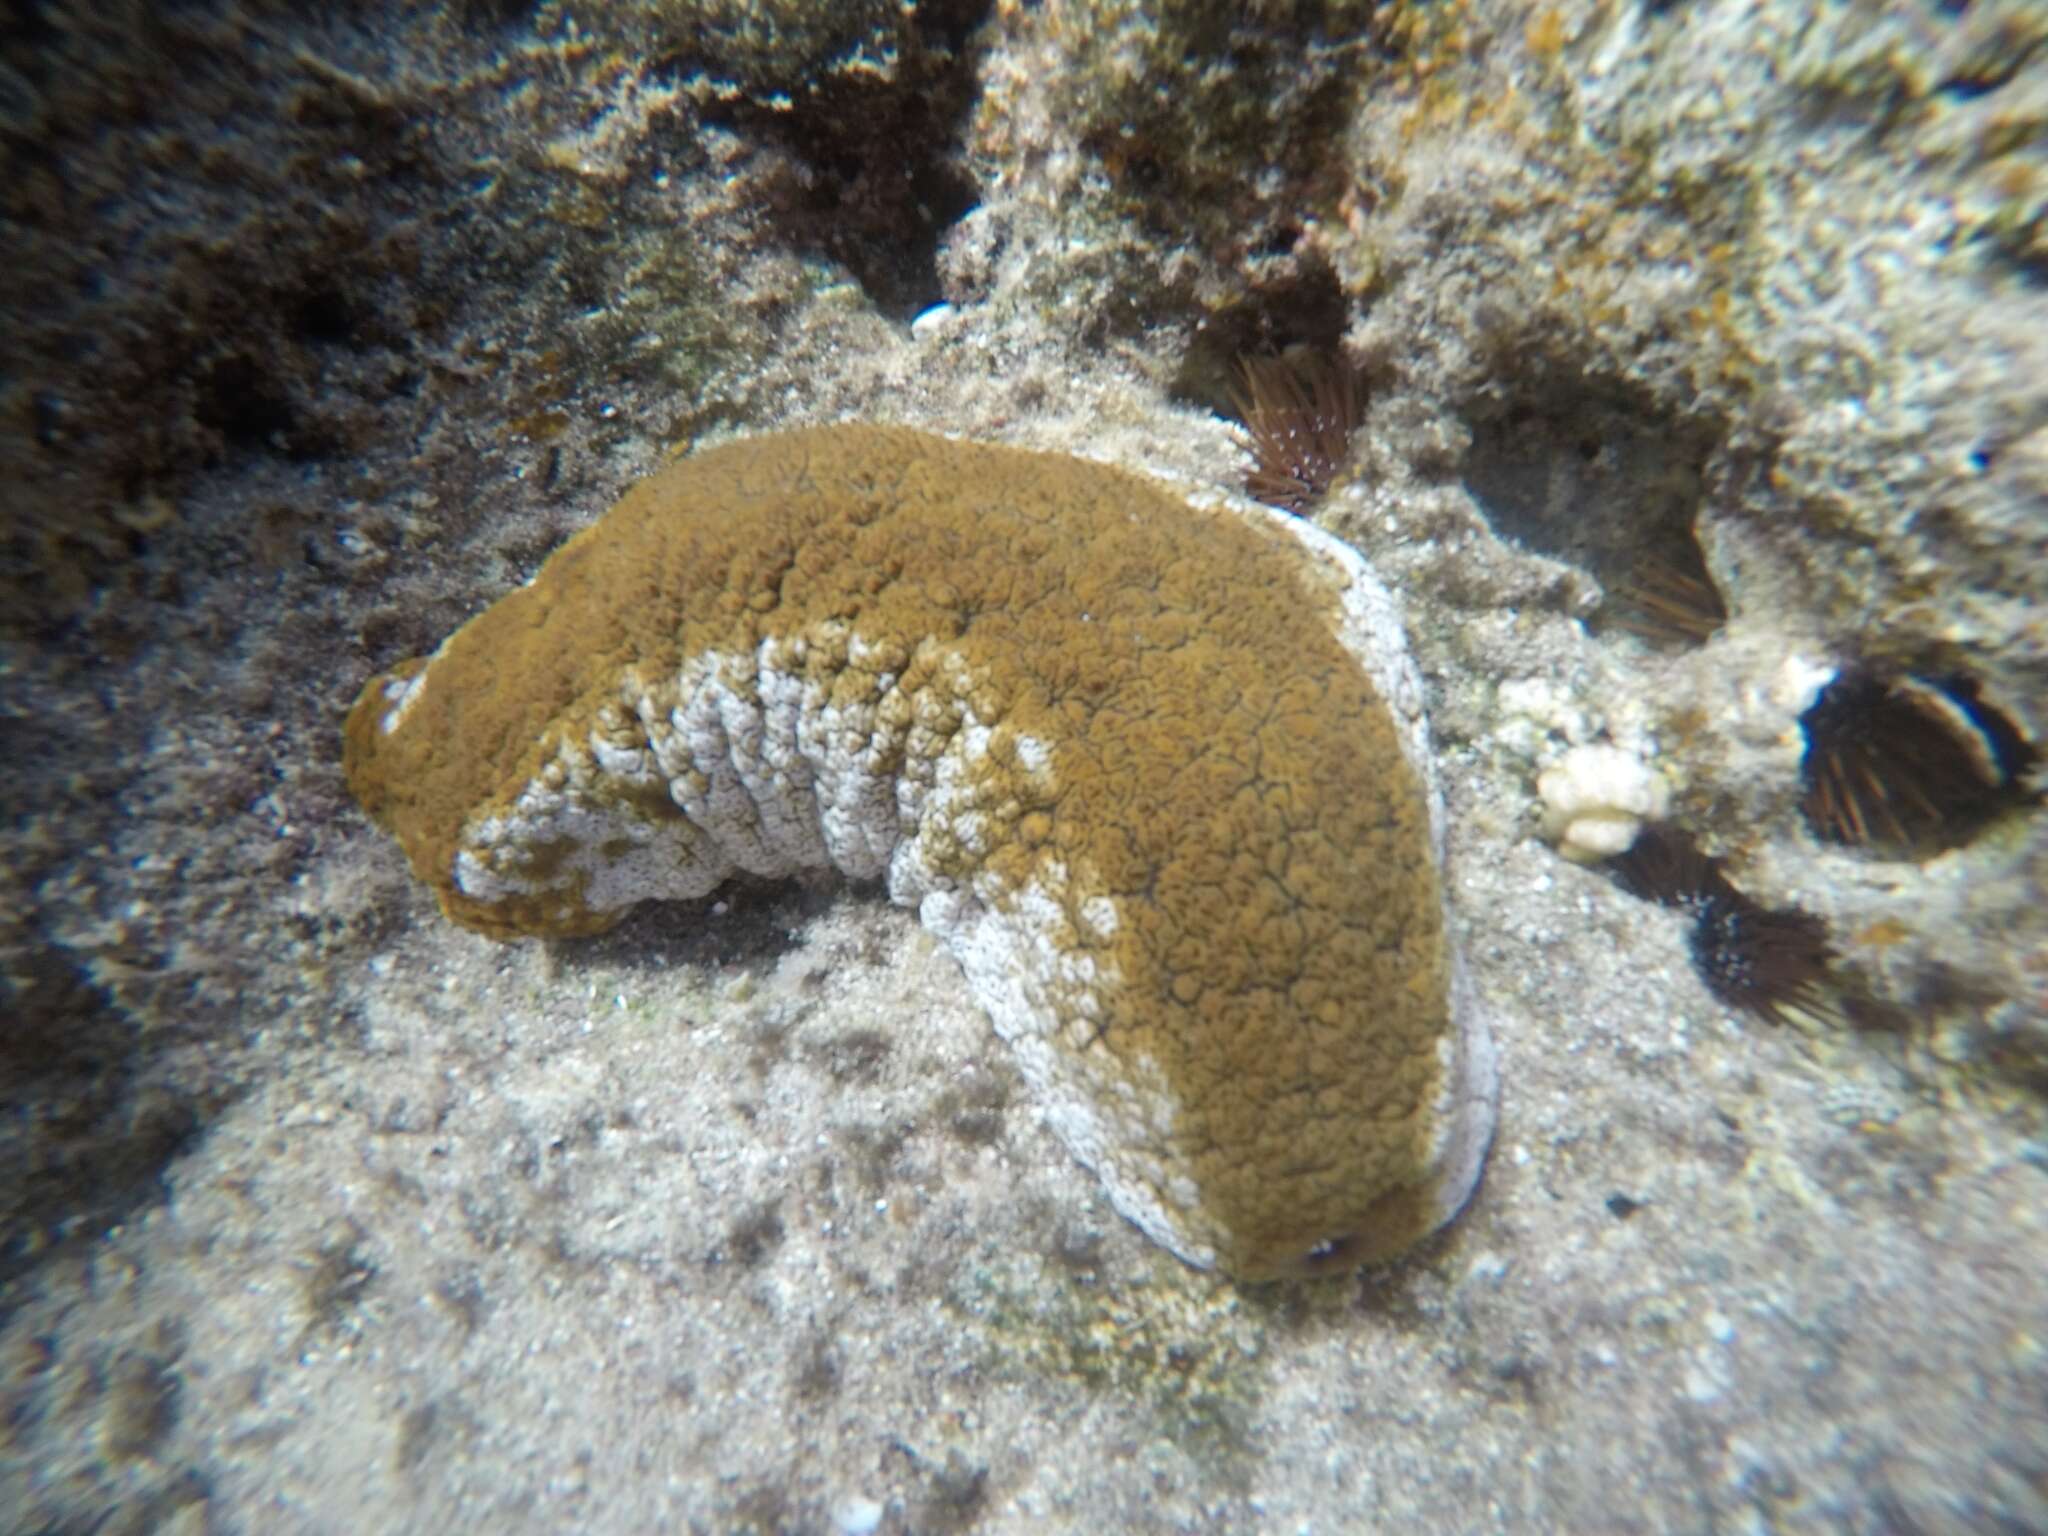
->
[344,424,1497,1280]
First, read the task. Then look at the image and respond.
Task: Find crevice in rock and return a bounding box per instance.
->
[1170,257,1353,420]
[1460,369,1727,646]
[682,0,992,320]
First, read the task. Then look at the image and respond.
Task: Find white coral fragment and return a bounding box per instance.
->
[1538,743,1671,863]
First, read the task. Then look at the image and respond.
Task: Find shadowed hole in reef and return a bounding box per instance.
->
[194,353,302,456]
[292,284,366,348]
[1461,374,1727,646]
[1170,256,1352,422]
[680,0,992,319]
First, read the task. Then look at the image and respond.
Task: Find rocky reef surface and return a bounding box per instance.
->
[3,1,2044,1531]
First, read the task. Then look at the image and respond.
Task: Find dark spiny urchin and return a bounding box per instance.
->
[1798,667,2037,855]
[1685,886,1838,1028]
[1229,351,1365,514]
[1604,820,1732,909]
[1604,823,1839,1027]
[1602,553,1728,648]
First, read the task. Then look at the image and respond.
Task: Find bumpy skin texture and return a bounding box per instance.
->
[345,425,1495,1278]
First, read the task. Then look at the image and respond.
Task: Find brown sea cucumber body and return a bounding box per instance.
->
[346,425,1496,1278]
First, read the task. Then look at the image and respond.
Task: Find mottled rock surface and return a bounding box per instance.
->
[3,0,2043,1531]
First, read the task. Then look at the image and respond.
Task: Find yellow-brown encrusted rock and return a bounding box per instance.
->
[345,424,1496,1278]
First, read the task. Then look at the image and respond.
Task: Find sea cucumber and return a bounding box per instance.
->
[344,424,1497,1279]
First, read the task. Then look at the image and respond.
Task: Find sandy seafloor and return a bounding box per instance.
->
[3,1,2046,1532]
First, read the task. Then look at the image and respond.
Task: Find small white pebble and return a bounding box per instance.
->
[834,1497,884,1535]
[1467,1251,1510,1284]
